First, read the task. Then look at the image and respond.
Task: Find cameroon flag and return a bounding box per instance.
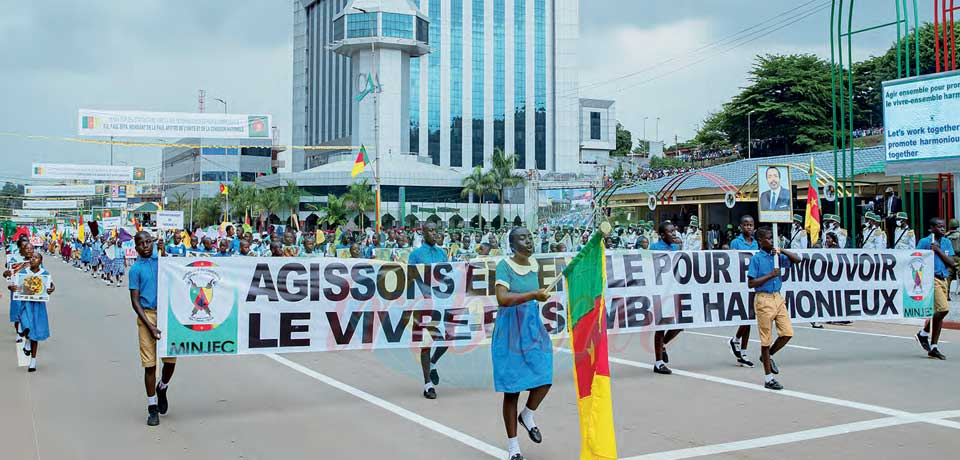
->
[351,145,370,178]
[805,157,821,246]
[78,214,85,243]
[563,232,617,460]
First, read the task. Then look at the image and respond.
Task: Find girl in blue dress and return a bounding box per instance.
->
[493,227,552,460]
[12,252,55,373]
[6,237,31,342]
[80,241,91,271]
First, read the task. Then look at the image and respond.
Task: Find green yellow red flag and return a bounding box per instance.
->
[351,145,370,178]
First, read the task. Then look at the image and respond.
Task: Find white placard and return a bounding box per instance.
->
[757,165,793,223]
[100,216,122,230]
[31,163,143,182]
[156,210,185,230]
[78,109,272,139]
[23,200,79,209]
[883,70,960,163]
[24,185,97,197]
[13,209,55,217]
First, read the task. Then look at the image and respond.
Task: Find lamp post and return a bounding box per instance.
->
[747,110,755,159]
[214,98,227,114]
[642,117,648,141]
[656,117,661,141]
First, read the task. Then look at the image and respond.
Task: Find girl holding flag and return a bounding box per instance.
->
[493,226,552,460]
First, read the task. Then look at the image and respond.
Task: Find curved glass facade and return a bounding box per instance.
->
[450,0,463,167]
[428,0,441,165]
[471,0,484,167]
[535,0,546,170]
[514,0,526,169]
[493,0,505,154]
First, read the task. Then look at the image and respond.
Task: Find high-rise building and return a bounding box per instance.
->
[292,0,584,173]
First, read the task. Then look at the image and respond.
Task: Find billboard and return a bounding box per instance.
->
[24,185,97,197]
[23,200,79,209]
[883,70,960,165]
[78,109,272,139]
[13,209,55,218]
[538,188,594,228]
[32,163,145,182]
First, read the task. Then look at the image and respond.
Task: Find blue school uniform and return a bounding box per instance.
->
[165,243,187,257]
[81,244,91,264]
[7,254,24,323]
[730,235,759,251]
[491,258,553,393]
[16,267,51,341]
[110,244,126,275]
[90,241,103,267]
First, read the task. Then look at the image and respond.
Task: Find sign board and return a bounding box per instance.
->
[24,185,97,197]
[883,70,960,165]
[13,271,51,303]
[31,163,144,182]
[23,200,79,210]
[106,198,129,208]
[101,216,122,230]
[13,209,55,218]
[78,109,272,139]
[757,165,792,223]
[157,210,185,230]
[11,217,36,223]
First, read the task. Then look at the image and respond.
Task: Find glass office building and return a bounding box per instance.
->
[293,0,581,174]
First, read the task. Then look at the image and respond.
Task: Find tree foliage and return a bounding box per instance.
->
[490,148,526,227]
[612,122,633,157]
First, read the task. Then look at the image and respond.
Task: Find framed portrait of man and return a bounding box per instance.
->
[757,165,792,223]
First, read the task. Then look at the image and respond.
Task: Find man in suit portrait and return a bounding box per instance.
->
[760,167,791,211]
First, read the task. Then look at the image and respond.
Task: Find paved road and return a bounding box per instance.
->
[2,255,958,460]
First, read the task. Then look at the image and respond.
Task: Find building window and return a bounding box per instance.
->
[493,0,505,154]
[472,0,484,167]
[514,0,526,169]
[410,2,421,154]
[240,147,271,157]
[241,172,258,182]
[534,0,546,170]
[428,0,441,165]
[590,112,601,140]
[201,171,227,182]
[416,17,429,43]
[347,13,377,38]
[449,0,462,167]
[333,16,344,41]
[382,13,413,39]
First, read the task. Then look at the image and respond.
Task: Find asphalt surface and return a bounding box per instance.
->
[2,254,958,460]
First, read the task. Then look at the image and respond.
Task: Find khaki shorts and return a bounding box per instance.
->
[138,309,177,368]
[755,292,793,347]
[935,278,950,314]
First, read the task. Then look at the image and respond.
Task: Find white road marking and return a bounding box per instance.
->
[684,331,820,350]
[795,325,950,343]
[623,410,960,460]
[266,354,505,459]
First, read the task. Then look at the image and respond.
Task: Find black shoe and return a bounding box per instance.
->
[729,337,742,359]
[811,322,824,329]
[509,454,524,460]
[156,383,169,416]
[769,358,780,375]
[22,345,30,356]
[917,332,931,352]
[661,350,669,364]
[737,357,754,368]
[147,405,160,426]
[518,415,542,444]
[27,365,36,373]
[430,368,440,386]
[764,379,784,390]
[423,387,437,399]
[929,348,946,360]
[654,363,672,375]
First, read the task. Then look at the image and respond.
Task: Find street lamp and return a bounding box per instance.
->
[656,117,661,141]
[747,110,756,159]
[214,97,227,114]
[642,117,648,141]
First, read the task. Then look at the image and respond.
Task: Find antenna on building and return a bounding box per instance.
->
[198,89,206,113]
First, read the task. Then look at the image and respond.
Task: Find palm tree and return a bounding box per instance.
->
[229,177,256,224]
[169,191,189,211]
[461,166,497,232]
[490,148,526,229]
[279,180,302,230]
[254,187,281,232]
[317,194,349,229]
[344,179,374,229]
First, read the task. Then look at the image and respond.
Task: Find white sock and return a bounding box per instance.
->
[158,380,169,390]
[932,343,939,350]
[507,437,520,455]
[764,374,774,383]
[655,360,664,367]
[520,407,537,429]
[430,361,437,371]
[148,395,158,406]
[29,357,36,368]
[920,330,929,337]
[23,341,31,351]
[424,382,434,392]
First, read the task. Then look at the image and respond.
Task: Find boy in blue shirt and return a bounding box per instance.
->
[407,222,449,399]
[748,227,801,390]
[649,222,682,375]
[916,218,956,360]
[728,215,757,368]
[129,231,177,426]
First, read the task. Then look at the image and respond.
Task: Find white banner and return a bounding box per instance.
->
[100,217,122,230]
[24,185,97,197]
[31,163,144,182]
[156,210,185,230]
[13,209,55,217]
[884,70,960,163]
[23,200,79,210]
[157,250,935,358]
[78,109,273,139]
[11,217,36,223]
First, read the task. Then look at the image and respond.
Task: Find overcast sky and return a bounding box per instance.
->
[0,0,936,181]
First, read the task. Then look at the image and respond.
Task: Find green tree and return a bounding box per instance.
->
[650,156,689,170]
[610,163,626,182]
[167,191,189,212]
[255,187,282,231]
[279,180,302,230]
[612,122,633,157]
[460,166,497,232]
[490,148,527,228]
[314,194,349,229]
[344,179,374,229]
[693,112,731,150]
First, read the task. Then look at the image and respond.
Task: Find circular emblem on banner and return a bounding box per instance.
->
[724,191,737,209]
[174,261,231,332]
[647,195,657,211]
[823,184,837,202]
